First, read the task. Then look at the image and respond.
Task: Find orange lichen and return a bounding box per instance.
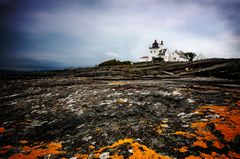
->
[185,156,201,159]
[190,121,224,149]
[109,153,124,159]
[8,142,65,159]
[2,101,240,159]
[19,140,28,144]
[212,140,224,149]
[174,131,196,138]
[88,145,95,149]
[196,105,240,142]
[94,138,134,153]
[236,100,240,107]
[0,127,5,133]
[196,129,215,141]
[190,104,240,146]
[214,123,237,142]
[0,149,8,154]
[2,145,13,149]
[0,145,13,155]
[200,152,215,159]
[191,122,207,129]
[71,102,239,159]
[22,145,31,152]
[89,138,172,159]
[192,128,224,149]
[193,140,208,148]
[211,151,217,156]
[223,99,231,103]
[74,154,89,159]
[179,146,188,153]
[200,152,229,159]
[181,102,240,158]
[174,146,188,153]
[61,138,172,159]
[228,151,240,158]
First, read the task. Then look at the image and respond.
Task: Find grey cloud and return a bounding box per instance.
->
[0,0,239,70]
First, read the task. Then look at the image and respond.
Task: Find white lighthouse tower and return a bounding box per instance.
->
[149,40,166,60]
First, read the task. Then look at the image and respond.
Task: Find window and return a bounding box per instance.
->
[173,57,176,60]
[150,51,152,53]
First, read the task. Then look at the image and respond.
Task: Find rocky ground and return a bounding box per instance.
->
[0,59,240,159]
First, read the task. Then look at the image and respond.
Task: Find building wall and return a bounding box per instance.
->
[164,53,170,61]
[165,52,188,62]
[149,48,160,60]
[159,44,164,50]
[178,58,188,62]
[166,52,178,61]
[146,41,190,62]
[159,55,165,59]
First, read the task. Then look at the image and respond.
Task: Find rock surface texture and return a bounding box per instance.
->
[0,59,240,158]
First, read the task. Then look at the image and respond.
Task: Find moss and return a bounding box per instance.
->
[98,59,132,67]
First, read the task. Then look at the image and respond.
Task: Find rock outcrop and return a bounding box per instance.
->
[0,59,240,158]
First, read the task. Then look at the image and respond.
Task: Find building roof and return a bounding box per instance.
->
[149,40,159,49]
[159,49,167,56]
[175,52,189,59]
[140,56,149,59]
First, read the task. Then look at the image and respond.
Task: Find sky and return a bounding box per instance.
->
[0,0,240,70]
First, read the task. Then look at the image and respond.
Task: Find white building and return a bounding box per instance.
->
[149,40,167,60]
[139,40,205,62]
[165,50,189,62]
[139,56,150,62]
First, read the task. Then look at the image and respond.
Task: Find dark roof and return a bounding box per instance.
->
[140,56,149,59]
[150,40,159,49]
[159,49,167,56]
[175,52,189,59]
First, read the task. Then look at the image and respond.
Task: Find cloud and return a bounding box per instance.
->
[0,0,239,70]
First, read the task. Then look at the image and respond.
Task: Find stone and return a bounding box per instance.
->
[1,59,239,158]
[177,112,185,117]
[99,152,109,159]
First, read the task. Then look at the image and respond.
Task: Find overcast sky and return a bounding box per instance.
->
[0,0,240,70]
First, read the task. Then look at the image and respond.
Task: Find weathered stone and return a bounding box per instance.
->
[0,59,240,158]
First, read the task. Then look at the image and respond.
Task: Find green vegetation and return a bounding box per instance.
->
[152,57,164,62]
[184,52,197,61]
[98,59,132,66]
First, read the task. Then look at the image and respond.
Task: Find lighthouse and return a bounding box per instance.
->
[149,40,165,60]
